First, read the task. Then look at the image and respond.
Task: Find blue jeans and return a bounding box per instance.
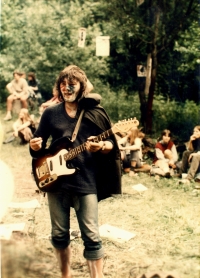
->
[130,150,142,168]
[47,191,104,260]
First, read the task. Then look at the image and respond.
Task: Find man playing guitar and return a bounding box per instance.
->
[30,65,122,278]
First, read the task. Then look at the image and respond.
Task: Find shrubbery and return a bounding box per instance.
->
[0,80,199,144]
[100,90,200,143]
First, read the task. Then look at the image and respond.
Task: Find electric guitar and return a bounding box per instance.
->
[32,118,139,192]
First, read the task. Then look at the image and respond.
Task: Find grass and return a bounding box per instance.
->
[0,112,200,278]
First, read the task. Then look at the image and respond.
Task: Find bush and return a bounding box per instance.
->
[100,88,141,123]
[100,91,200,143]
[152,96,200,142]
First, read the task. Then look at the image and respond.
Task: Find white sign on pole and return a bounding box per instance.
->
[78,27,86,48]
[137,65,147,77]
[136,0,144,6]
[96,36,110,56]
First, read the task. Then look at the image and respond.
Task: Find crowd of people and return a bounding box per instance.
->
[1,65,200,278]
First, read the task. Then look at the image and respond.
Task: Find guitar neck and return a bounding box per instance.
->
[63,128,114,161]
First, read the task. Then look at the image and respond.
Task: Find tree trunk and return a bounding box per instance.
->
[138,78,146,128]
[145,7,160,134]
[146,57,157,134]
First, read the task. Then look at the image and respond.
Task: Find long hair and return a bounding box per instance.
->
[127,128,145,145]
[27,72,36,82]
[55,65,88,101]
[18,108,34,124]
[158,129,172,141]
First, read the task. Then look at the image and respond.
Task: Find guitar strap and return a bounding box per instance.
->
[70,109,85,142]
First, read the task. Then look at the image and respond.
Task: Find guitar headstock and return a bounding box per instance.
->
[112,117,139,134]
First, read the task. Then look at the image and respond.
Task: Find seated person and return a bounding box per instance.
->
[179,125,200,182]
[13,108,35,144]
[4,70,29,121]
[118,127,145,176]
[39,85,61,115]
[152,129,178,178]
[27,72,41,99]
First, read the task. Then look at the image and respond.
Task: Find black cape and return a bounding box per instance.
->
[79,93,122,201]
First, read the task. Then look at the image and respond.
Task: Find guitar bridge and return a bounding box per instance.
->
[36,162,50,178]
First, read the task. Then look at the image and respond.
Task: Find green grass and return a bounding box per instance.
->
[0,113,200,278]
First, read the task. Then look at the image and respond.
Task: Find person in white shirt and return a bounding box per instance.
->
[118,127,145,176]
[153,129,178,178]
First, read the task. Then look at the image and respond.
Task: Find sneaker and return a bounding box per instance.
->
[178,178,190,184]
[3,114,12,121]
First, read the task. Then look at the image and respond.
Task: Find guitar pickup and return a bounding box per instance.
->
[36,162,49,178]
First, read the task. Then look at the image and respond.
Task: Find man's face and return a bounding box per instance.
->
[60,78,81,103]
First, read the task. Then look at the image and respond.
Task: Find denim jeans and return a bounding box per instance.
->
[47,191,104,260]
[181,150,192,173]
[187,154,200,180]
[181,150,200,179]
[130,150,142,168]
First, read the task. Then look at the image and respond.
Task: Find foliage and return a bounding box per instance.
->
[0,0,108,101]
[174,21,200,73]
[100,89,200,143]
[94,0,199,94]
[100,89,141,123]
[152,96,200,141]
[0,0,199,131]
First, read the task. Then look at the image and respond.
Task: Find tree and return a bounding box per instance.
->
[93,0,199,133]
[0,0,108,101]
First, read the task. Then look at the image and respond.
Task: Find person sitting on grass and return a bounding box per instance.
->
[10,108,35,144]
[27,72,42,108]
[152,129,178,178]
[179,125,200,183]
[118,127,145,177]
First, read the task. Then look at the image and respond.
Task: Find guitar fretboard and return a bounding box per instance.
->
[63,128,113,161]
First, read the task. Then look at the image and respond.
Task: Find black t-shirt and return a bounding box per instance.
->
[31,102,110,194]
[28,79,39,93]
[192,138,200,152]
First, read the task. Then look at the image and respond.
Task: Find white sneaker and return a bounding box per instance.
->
[178,179,190,184]
[4,114,12,121]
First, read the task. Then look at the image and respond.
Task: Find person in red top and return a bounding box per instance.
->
[153,129,178,178]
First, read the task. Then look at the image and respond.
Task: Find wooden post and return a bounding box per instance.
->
[12,99,21,115]
[144,54,152,95]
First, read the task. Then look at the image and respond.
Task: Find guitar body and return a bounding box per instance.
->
[31,118,139,192]
[32,137,76,192]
